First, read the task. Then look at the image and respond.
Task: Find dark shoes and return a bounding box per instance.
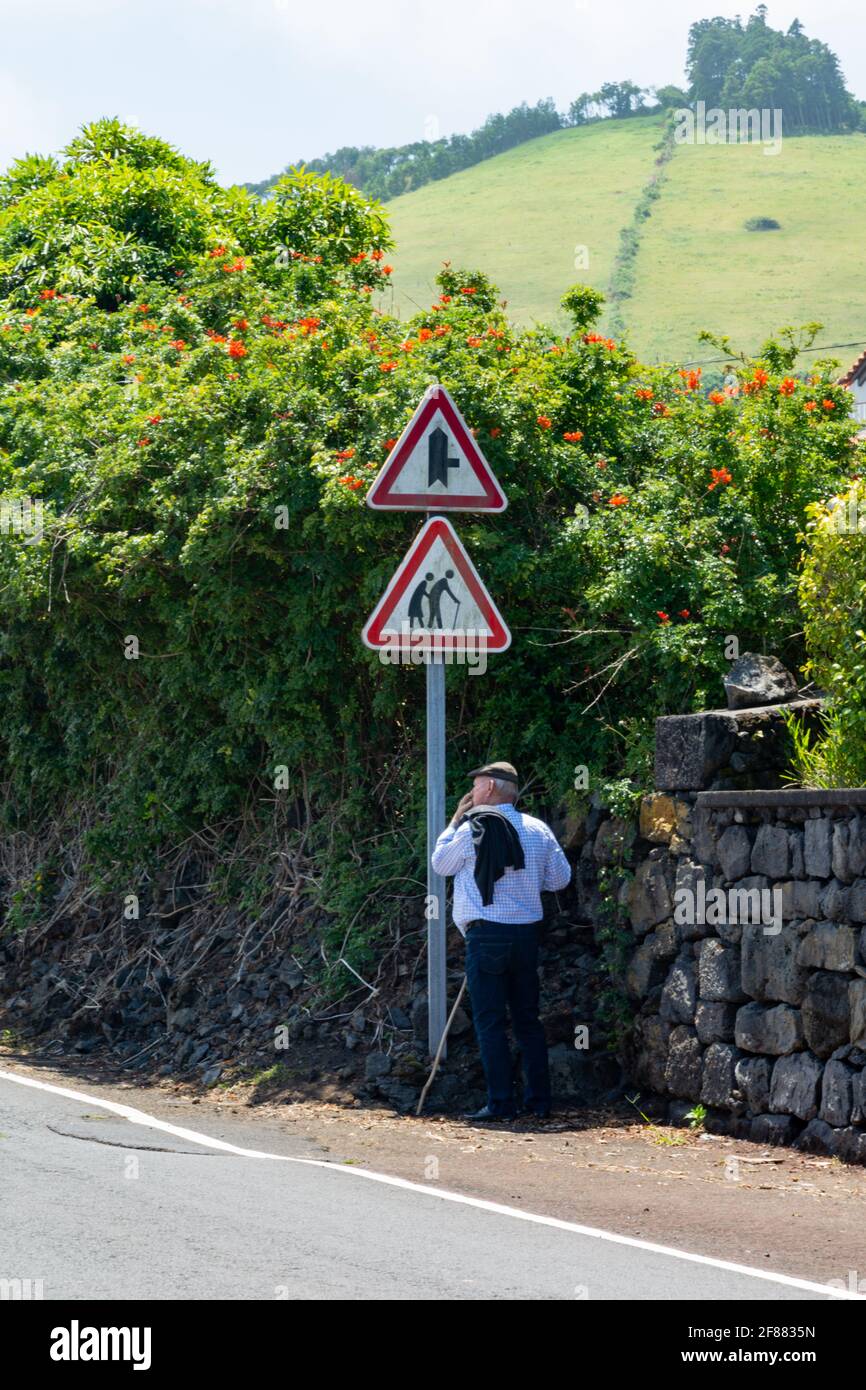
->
[464,1104,552,1122]
[464,1105,516,1122]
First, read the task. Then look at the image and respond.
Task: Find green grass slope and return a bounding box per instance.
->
[384,121,866,367]
[382,116,663,330]
[628,133,866,364]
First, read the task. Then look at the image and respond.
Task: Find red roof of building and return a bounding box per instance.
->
[839,349,866,387]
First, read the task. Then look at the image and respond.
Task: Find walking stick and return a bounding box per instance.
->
[415,975,468,1116]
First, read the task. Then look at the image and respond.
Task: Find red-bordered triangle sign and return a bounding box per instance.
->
[362,517,511,652]
[366,384,507,512]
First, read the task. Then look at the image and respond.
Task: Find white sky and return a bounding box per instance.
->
[0,0,862,186]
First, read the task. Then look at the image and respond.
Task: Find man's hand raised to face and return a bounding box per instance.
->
[450,790,475,827]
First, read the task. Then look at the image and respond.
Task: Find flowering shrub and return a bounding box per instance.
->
[0,121,861,922]
[795,481,866,786]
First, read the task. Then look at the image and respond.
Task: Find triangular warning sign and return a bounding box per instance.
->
[362,517,511,652]
[366,384,507,512]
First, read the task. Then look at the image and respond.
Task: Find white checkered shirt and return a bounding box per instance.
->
[431,802,572,933]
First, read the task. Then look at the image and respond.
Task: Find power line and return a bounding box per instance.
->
[669,340,866,369]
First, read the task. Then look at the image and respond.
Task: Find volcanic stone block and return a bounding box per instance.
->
[789,831,805,879]
[780,879,821,920]
[849,818,866,877]
[770,1052,823,1120]
[723,653,797,709]
[628,856,672,934]
[735,1055,771,1113]
[804,818,832,878]
[717,826,752,881]
[735,1001,803,1055]
[796,1118,837,1154]
[740,921,809,1006]
[695,1000,737,1044]
[698,939,746,1003]
[832,822,854,883]
[700,1043,741,1110]
[626,940,666,1000]
[819,879,849,922]
[797,922,857,973]
[659,955,697,1024]
[750,1113,800,1146]
[655,712,739,792]
[847,880,866,922]
[633,1015,672,1093]
[802,971,851,1058]
[673,860,711,942]
[849,980,866,1045]
[751,823,790,878]
[819,1058,854,1127]
[664,1026,703,1099]
[639,795,677,844]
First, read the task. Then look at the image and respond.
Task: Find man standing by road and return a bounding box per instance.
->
[431,761,571,1122]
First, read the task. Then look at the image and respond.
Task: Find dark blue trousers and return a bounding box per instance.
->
[464,920,550,1116]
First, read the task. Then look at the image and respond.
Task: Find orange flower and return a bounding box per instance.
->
[338,475,364,490]
[657,611,670,624]
[823,399,836,410]
[370,249,384,262]
[384,439,396,451]
[460,286,477,296]
[349,253,366,264]
[596,459,607,470]
[778,377,797,395]
[433,325,449,337]
[335,447,355,462]
[439,294,452,304]
[679,610,691,619]
[40,288,57,300]
[678,367,702,392]
[147,414,162,425]
[563,431,583,442]
[466,336,483,347]
[708,391,725,404]
[137,437,151,448]
[490,427,501,438]
[381,264,394,275]
[208,246,227,258]
[804,400,817,412]
[228,339,247,358]
[122,353,136,364]
[652,402,670,417]
[635,388,653,401]
[708,467,733,491]
[233,317,249,331]
[609,493,628,507]
[169,339,188,351]
[537,415,552,429]
[379,361,397,372]
[418,327,433,342]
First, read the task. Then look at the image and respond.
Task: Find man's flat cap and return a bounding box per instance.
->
[468,760,519,785]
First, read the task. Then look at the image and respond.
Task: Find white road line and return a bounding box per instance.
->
[1,1065,859,1299]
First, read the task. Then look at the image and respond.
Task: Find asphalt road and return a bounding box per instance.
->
[0,1070,840,1301]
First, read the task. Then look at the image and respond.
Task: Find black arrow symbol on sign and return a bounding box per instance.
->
[428,427,460,487]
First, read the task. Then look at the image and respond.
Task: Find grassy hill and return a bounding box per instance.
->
[383,118,866,367]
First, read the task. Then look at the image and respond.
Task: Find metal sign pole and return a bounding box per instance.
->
[426,611,447,1060]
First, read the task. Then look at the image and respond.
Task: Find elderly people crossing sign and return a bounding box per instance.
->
[362,385,510,1057]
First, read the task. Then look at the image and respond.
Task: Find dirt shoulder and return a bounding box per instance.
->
[3,1046,865,1290]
